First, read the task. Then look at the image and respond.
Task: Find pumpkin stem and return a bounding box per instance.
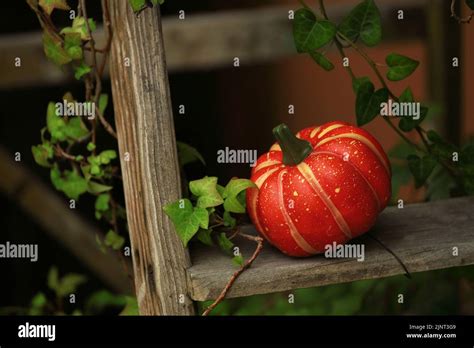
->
[272,123,313,166]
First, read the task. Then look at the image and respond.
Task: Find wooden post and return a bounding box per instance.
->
[108,2,195,315]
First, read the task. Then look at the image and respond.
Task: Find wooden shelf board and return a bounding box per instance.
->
[187,197,474,301]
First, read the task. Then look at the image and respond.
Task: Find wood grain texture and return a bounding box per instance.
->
[1,1,427,88]
[108,3,194,315]
[188,197,474,301]
[0,147,132,294]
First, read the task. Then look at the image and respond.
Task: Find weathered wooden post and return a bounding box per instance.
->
[108,2,195,315]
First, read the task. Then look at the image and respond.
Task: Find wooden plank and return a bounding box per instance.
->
[0,147,132,294]
[188,196,474,301]
[108,2,195,315]
[0,1,428,88]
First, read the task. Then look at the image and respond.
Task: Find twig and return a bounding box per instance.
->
[451,0,474,24]
[367,233,411,279]
[202,232,264,316]
[96,105,118,139]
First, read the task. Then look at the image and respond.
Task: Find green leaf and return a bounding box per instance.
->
[196,228,214,246]
[47,266,59,292]
[31,292,47,308]
[338,0,382,46]
[64,117,89,139]
[46,102,67,142]
[43,31,72,66]
[189,177,224,208]
[74,62,91,80]
[427,166,456,200]
[232,254,244,267]
[398,106,428,132]
[88,181,113,194]
[223,211,236,228]
[407,154,437,188]
[386,53,419,81]
[427,130,458,160]
[104,230,125,250]
[309,51,334,71]
[119,296,139,316]
[98,94,108,115]
[64,33,82,60]
[163,199,209,246]
[87,142,96,152]
[293,9,337,53]
[352,76,371,93]
[95,193,110,214]
[389,142,415,160]
[85,290,127,315]
[50,164,88,200]
[32,142,53,167]
[177,141,206,166]
[98,150,117,164]
[60,17,96,41]
[466,0,474,10]
[217,233,234,255]
[222,178,256,213]
[38,0,70,15]
[57,273,87,297]
[129,0,147,12]
[355,81,388,126]
[390,163,411,203]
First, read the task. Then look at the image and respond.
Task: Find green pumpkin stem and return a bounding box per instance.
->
[272,123,313,166]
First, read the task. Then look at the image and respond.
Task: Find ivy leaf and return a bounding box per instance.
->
[189,177,224,209]
[50,164,88,200]
[64,117,89,140]
[88,181,113,195]
[119,296,139,316]
[99,94,108,115]
[355,80,388,126]
[309,51,334,71]
[407,154,437,188]
[43,31,72,66]
[74,62,91,80]
[397,88,428,132]
[104,230,125,250]
[222,179,256,213]
[38,0,70,15]
[399,106,428,132]
[47,266,59,292]
[427,130,458,160]
[56,274,87,297]
[60,17,96,41]
[293,9,337,53]
[352,76,371,93]
[95,193,110,219]
[177,141,206,166]
[129,0,147,12]
[64,33,82,60]
[46,102,67,142]
[217,233,234,255]
[163,199,209,247]
[32,142,53,168]
[232,254,244,267]
[338,0,382,47]
[196,228,214,246]
[29,292,47,315]
[466,0,474,10]
[386,53,419,81]
[223,211,236,228]
[97,150,117,164]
